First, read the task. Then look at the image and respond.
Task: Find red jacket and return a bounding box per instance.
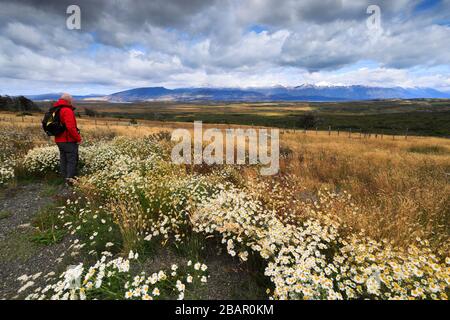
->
[53,99,82,143]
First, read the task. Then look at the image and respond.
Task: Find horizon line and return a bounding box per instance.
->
[7,83,450,97]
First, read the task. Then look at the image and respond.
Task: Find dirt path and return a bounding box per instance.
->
[0,182,73,299]
[0,183,53,240]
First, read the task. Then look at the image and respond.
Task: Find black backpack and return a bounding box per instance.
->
[42,106,67,136]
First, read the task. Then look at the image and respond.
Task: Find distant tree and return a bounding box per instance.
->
[0,95,39,112]
[296,113,318,129]
[84,108,98,117]
[153,112,162,121]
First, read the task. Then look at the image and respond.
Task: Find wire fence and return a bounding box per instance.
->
[0,113,426,140]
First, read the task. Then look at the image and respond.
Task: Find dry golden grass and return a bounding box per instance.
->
[276,131,449,253]
[2,112,449,253]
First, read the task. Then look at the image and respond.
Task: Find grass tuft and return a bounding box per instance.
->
[0,210,12,220]
[31,203,66,246]
[408,145,449,155]
[30,229,65,245]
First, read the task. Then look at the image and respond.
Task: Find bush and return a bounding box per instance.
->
[21,253,209,300]
[23,146,60,174]
[84,108,99,117]
[408,145,448,155]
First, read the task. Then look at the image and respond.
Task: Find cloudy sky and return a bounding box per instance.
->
[1,0,450,95]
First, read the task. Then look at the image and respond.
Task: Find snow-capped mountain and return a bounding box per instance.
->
[104,85,450,102]
[25,93,105,101]
[27,85,450,102]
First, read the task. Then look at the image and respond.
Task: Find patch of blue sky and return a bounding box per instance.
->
[333,60,381,73]
[84,32,107,56]
[86,42,102,56]
[409,64,450,75]
[246,24,269,34]
[163,26,204,43]
[434,19,450,26]
[127,44,148,53]
[414,0,442,13]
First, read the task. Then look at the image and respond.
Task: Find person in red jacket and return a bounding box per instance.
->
[54,93,82,184]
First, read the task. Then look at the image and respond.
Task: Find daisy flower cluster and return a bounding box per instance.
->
[192,184,449,300]
[0,127,36,185]
[15,133,449,300]
[0,159,15,185]
[58,197,123,255]
[21,136,160,176]
[75,166,224,250]
[124,260,208,300]
[23,146,61,174]
[64,136,227,250]
[20,251,208,300]
[43,135,217,255]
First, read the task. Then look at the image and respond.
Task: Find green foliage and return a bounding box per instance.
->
[40,180,64,197]
[408,145,449,155]
[296,112,319,129]
[61,199,123,255]
[0,210,12,220]
[31,203,67,246]
[30,228,65,245]
[84,108,99,117]
[32,204,64,231]
[171,232,206,261]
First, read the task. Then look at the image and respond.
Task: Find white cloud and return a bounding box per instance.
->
[0,0,449,94]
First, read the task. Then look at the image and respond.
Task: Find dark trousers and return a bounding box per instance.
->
[56,142,79,180]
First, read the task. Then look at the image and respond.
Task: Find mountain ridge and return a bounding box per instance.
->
[25,84,450,102]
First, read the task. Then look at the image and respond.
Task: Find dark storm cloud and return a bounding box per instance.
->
[1,0,217,32]
[1,0,422,48]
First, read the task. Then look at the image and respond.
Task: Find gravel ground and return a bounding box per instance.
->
[0,183,53,240]
[0,233,75,299]
[0,182,74,299]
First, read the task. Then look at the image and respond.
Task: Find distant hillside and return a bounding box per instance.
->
[107,87,173,102]
[25,85,450,103]
[104,85,450,102]
[0,95,40,112]
[25,93,103,101]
